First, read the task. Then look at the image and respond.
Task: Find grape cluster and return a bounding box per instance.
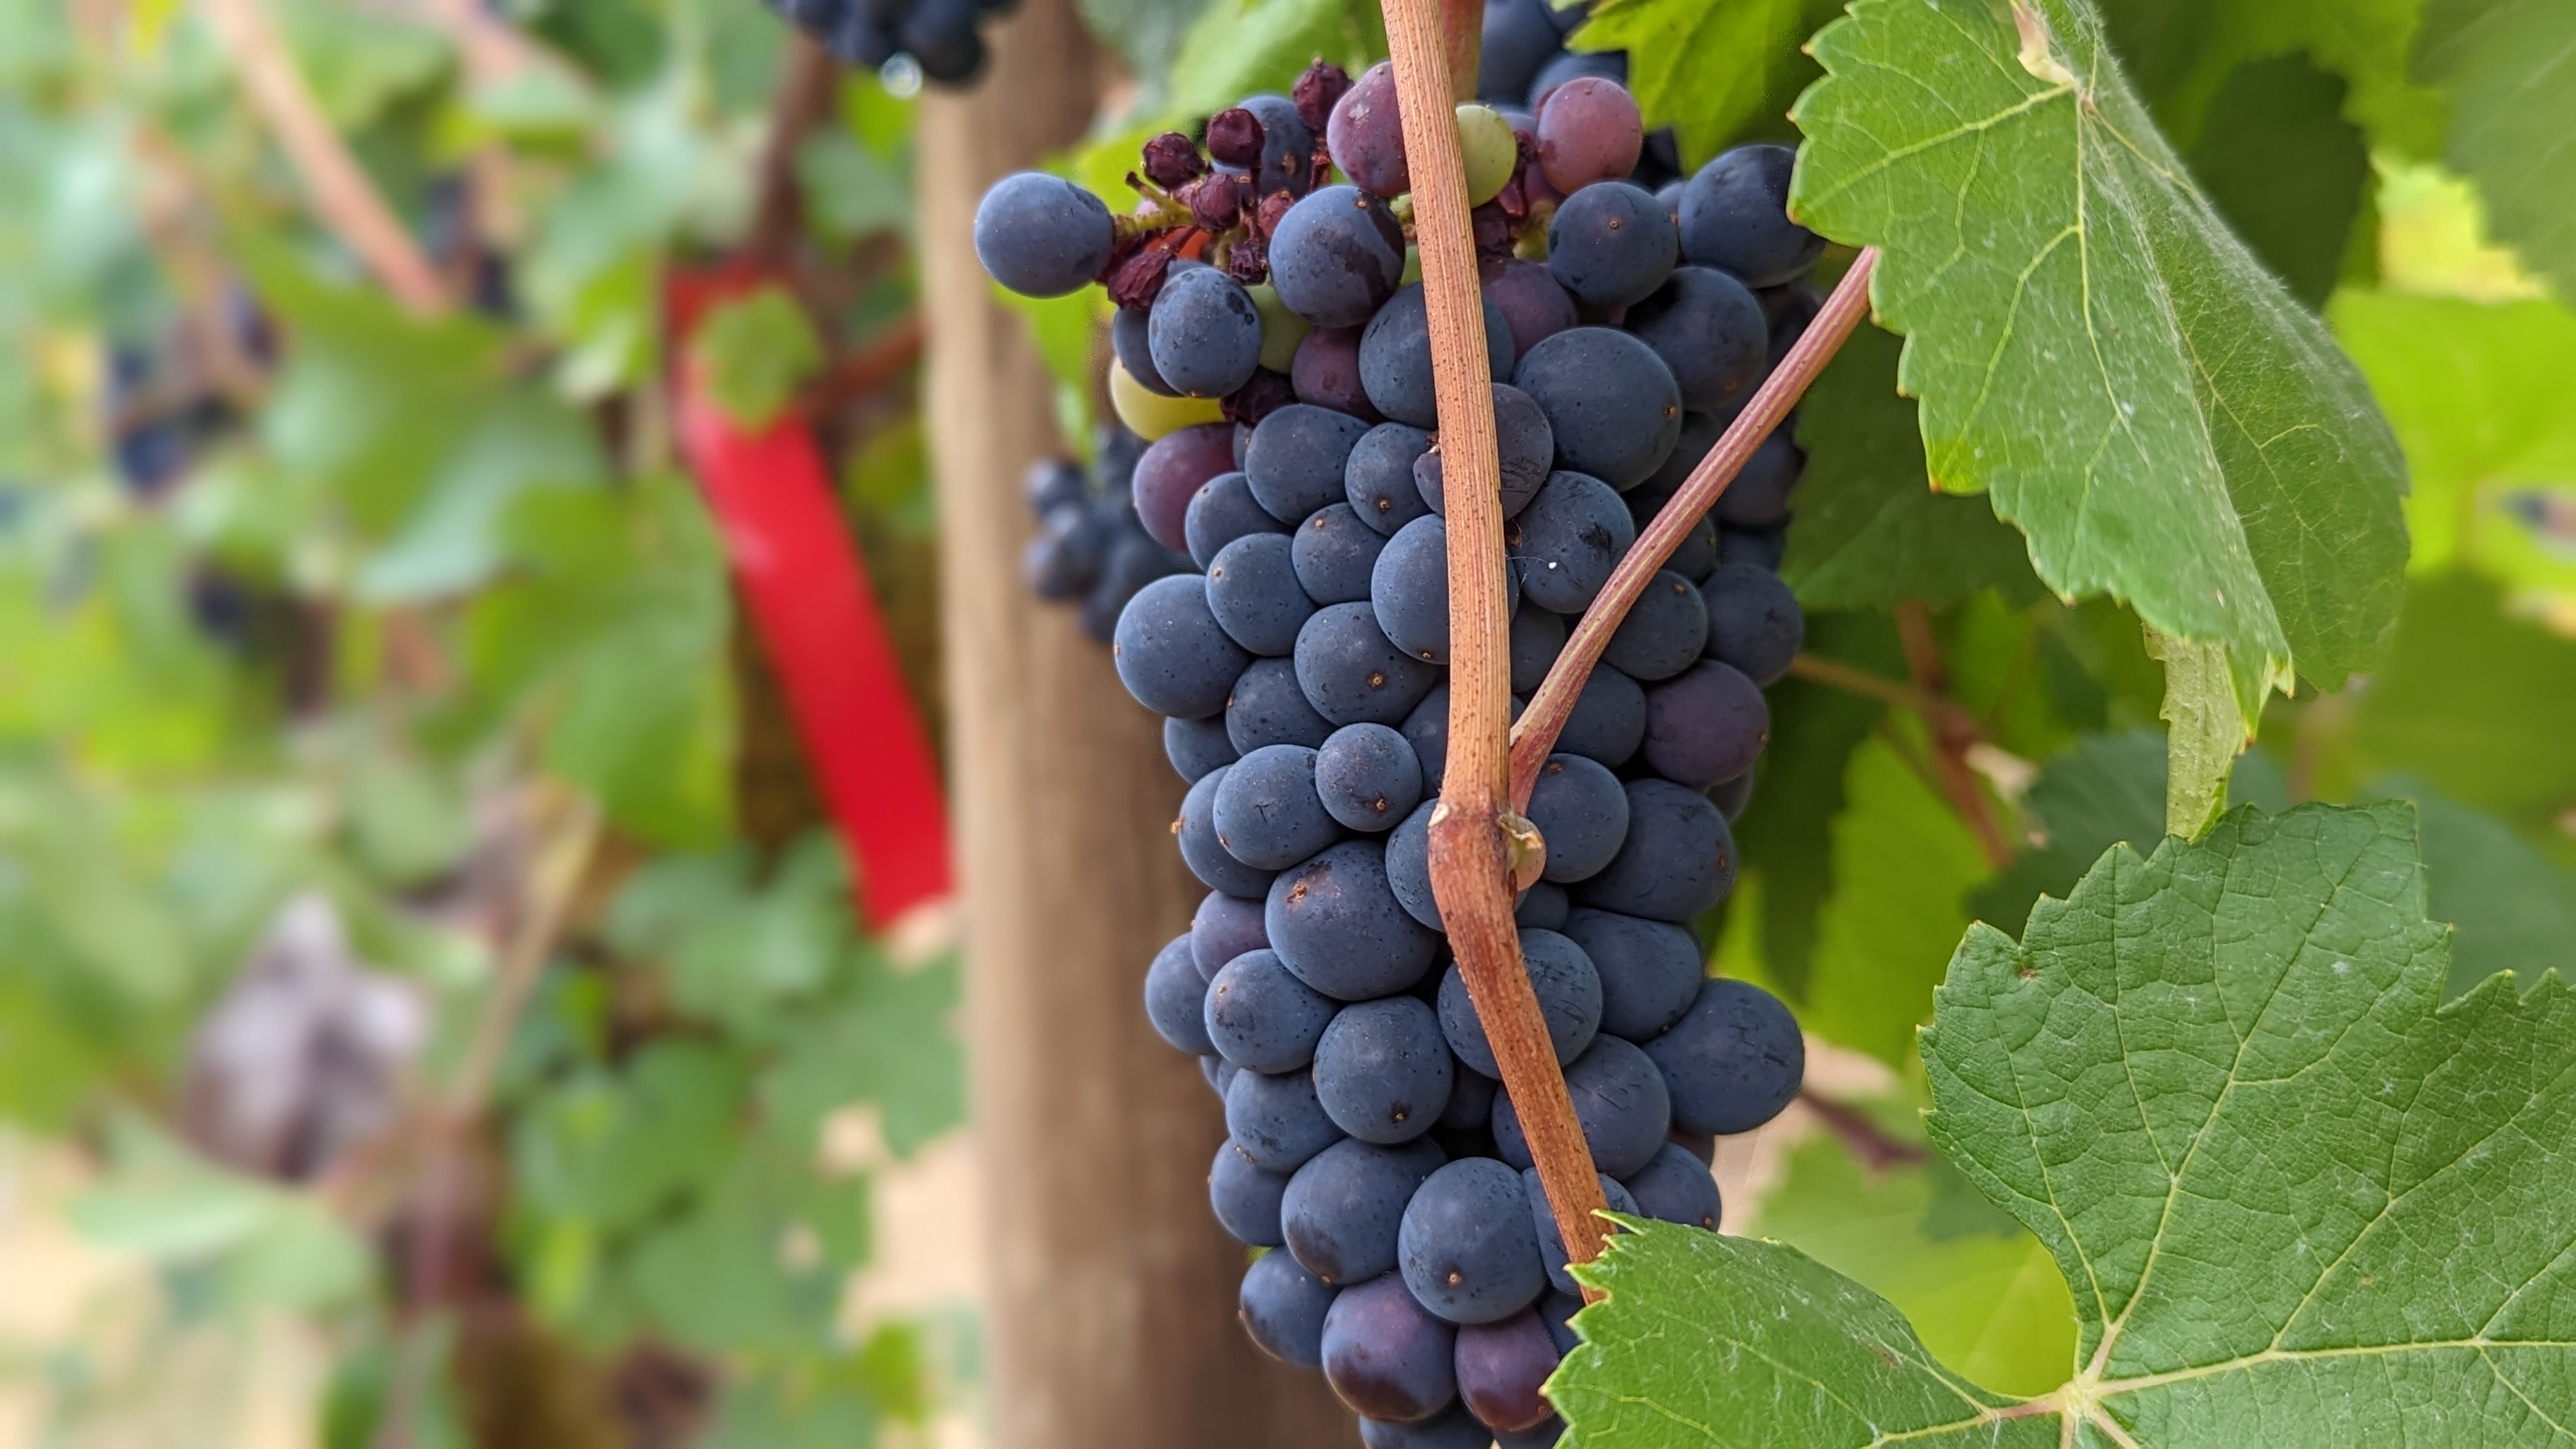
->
[761,0,1013,88]
[1020,426,1199,641]
[977,63,1814,1447]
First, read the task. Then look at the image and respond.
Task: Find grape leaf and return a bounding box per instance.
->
[2143,627,2244,838]
[1791,0,2411,714]
[1784,323,2044,611]
[693,287,826,430]
[2350,571,2576,818]
[764,948,966,1158]
[1167,0,1382,118]
[2367,777,2576,999]
[2092,0,2443,156]
[2178,56,2371,309]
[1559,801,2576,1445]
[2414,0,2576,303]
[1565,0,1821,167]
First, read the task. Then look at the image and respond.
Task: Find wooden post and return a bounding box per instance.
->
[917,3,1355,1442]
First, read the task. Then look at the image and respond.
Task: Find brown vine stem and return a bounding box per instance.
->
[1509,247,1881,811]
[203,0,450,316]
[1383,0,1613,1287]
[1895,601,2015,870]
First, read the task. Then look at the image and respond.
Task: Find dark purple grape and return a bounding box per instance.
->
[1622,1141,1723,1231]
[1546,181,1677,310]
[1186,470,1291,570]
[1555,664,1644,769]
[1478,0,1561,106]
[1455,1308,1561,1432]
[1360,1409,1491,1448]
[1525,752,1629,882]
[1492,1036,1671,1179]
[1482,258,1579,359]
[1512,470,1635,614]
[1114,574,1250,718]
[1715,525,1786,572]
[1436,928,1602,1076]
[1317,722,1425,832]
[1248,403,1376,523]
[1207,947,1335,1072]
[1560,907,1702,1041]
[1113,304,1181,396]
[1146,933,1215,1054]
[1346,422,1436,537]
[1714,431,1802,529]
[1243,1246,1339,1367]
[1642,659,1769,788]
[1514,327,1682,489]
[1314,995,1453,1144]
[1703,562,1804,685]
[1326,62,1409,197]
[1517,881,1570,930]
[1602,569,1708,681]
[1226,1064,1344,1172]
[1294,325,1383,420]
[1214,743,1341,870]
[1207,533,1317,657]
[974,172,1114,296]
[1643,977,1804,1135]
[1709,767,1756,822]
[1535,76,1643,192]
[1193,889,1270,979]
[1167,714,1239,783]
[1285,1136,1446,1284]
[1627,266,1767,415]
[1678,144,1824,288]
[1211,1138,1291,1245]
[1384,799,1441,931]
[1508,607,1565,696]
[1271,185,1407,328]
[1358,284,1517,429]
[1267,838,1444,1000]
[1294,602,1443,726]
[1133,423,1239,552]
[1229,655,1337,753]
[1414,383,1554,519]
[1178,766,1280,900]
[1321,1273,1459,1422]
[1294,502,1390,605]
[1524,1166,1641,1294]
[1577,778,1735,922]
[1236,93,1317,199]
[1400,1158,1548,1324]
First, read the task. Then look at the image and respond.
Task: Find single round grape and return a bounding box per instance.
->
[1294,503,1388,605]
[1346,422,1436,537]
[1112,360,1227,441]
[1669,1127,1717,1165]
[1242,1246,1338,1367]
[1024,502,1108,601]
[1415,383,1554,519]
[1186,470,1290,571]
[1131,422,1238,551]
[1284,1135,1446,1285]
[1113,305,1180,396]
[1204,1054,1239,1101]
[1578,778,1736,922]
[1229,655,1337,753]
[1294,601,1443,726]
[1546,181,1677,310]
[1528,49,1624,114]
[1626,266,1768,415]
[1317,722,1425,832]
[1321,1272,1459,1422]
[1360,1409,1492,1448]
[1206,533,1317,658]
[1622,1141,1722,1231]
[1178,766,1279,900]
[1225,1065,1344,1172]
[1477,0,1561,104]
[1493,1035,1672,1178]
[1643,977,1804,1135]
[1372,516,1457,664]
[1513,470,1635,614]
[1293,324,1381,420]
[1508,606,1565,696]
[1642,659,1769,788]
[1603,569,1709,681]
[1359,284,1517,429]
[1165,714,1239,782]
[1482,258,1579,360]
[1399,1157,1547,1324]
[1114,573,1249,718]
[1457,102,1520,206]
[1525,752,1629,882]
[1455,1308,1561,1432]
[1436,928,1602,1076]
[1556,663,1644,768]
[1211,1138,1291,1245]
[1516,881,1570,930]
[1271,185,1407,328]
[1081,525,1192,642]
[1326,61,1409,197]
[1524,1165,1642,1295]
[1267,838,1443,1000]
[1714,431,1802,529]
[1192,889,1270,979]
[1247,403,1375,523]
[1514,327,1683,489]
[972,172,1114,296]
[1702,562,1803,685]
[1677,144,1824,288]
[1535,76,1643,192]
[1384,799,1441,930]
[899,0,986,82]
[1560,907,1702,1040]
[1145,932,1215,1054]
[1313,995,1453,1144]
[1250,281,1312,373]
[1213,743,1340,870]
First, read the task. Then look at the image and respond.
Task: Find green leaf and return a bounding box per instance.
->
[2414,0,2576,302]
[2143,627,2246,838]
[604,835,854,1030]
[1558,802,2576,1444]
[764,949,965,1158]
[2366,776,2576,999]
[1748,1135,2077,1397]
[2349,571,2576,816]
[1798,737,1992,1066]
[1783,322,2043,611]
[1080,0,1218,94]
[2092,0,2444,156]
[2330,290,2576,592]
[1565,0,1817,167]
[693,286,826,430]
[1167,0,1383,118]
[2179,56,2372,309]
[1792,0,2412,713]
[510,1039,751,1232]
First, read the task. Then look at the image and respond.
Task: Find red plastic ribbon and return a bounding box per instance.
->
[669,266,953,929]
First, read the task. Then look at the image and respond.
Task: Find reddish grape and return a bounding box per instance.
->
[1535,77,1643,194]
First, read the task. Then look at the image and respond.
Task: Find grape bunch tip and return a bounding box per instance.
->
[986,31,1820,1447]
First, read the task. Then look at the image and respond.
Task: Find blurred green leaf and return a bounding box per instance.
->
[694,286,827,430]
[2366,775,2576,997]
[2349,571,2576,816]
[605,835,854,1029]
[512,1039,751,1232]
[2415,0,2576,302]
[2180,56,2372,309]
[1168,0,1383,117]
[765,949,965,1158]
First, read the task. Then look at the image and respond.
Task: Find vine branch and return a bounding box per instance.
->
[1384,0,1612,1287]
[1896,601,2015,870]
[1508,247,1881,810]
[203,0,450,316]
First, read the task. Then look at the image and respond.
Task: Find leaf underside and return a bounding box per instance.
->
[1790,0,2410,712]
[1555,802,2576,1446]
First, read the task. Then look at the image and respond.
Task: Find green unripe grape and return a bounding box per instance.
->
[1402,246,1423,287]
[1455,104,1518,207]
[1250,282,1311,374]
[1111,361,1225,439]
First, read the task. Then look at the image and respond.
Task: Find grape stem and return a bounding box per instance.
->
[1508,247,1883,811]
[1383,0,1616,1296]
[1895,599,2017,869]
